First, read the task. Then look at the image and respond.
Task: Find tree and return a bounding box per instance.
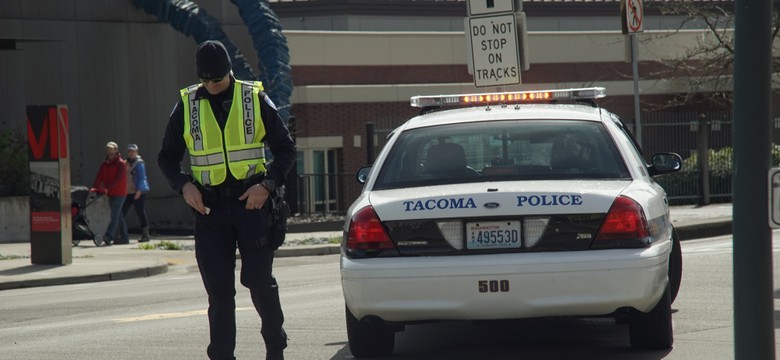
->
[0,129,29,197]
[645,1,780,110]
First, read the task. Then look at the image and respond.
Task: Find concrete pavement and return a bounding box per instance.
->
[0,203,733,291]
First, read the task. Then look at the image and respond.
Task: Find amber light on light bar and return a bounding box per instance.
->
[410,87,606,108]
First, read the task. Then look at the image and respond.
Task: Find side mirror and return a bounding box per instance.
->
[649,153,682,176]
[356,165,372,184]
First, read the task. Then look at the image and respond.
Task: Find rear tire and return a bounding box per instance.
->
[669,228,683,303]
[345,305,395,358]
[629,285,673,350]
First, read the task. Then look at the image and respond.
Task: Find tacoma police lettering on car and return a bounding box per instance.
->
[516,194,583,207]
[403,197,477,211]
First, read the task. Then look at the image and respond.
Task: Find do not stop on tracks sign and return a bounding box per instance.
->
[467,13,521,87]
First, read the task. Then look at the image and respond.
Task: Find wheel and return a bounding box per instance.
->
[629,285,673,350]
[345,305,395,358]
[669,228,683,303]
[71,239,81,246]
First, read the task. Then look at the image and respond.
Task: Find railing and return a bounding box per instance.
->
[294,173,363,215]
[295,111,780,214]
[626,111,735,205]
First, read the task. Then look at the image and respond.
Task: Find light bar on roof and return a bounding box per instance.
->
[410,87,606,108]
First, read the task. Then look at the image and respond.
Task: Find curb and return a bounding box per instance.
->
[0,263,168,291]
[275,244,340,257]
[675,220,733,241]
[287,221,343,233]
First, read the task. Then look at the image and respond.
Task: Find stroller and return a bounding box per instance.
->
[71,186,99,246]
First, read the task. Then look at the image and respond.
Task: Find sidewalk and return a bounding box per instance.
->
[0,203,733,291]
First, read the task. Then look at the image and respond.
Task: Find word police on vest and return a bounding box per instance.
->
[243,88,254,135]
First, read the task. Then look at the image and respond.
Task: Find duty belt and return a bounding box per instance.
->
[197,175,266,200]
[203,184,245,199]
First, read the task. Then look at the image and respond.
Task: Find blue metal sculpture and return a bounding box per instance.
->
[230,0,293,123]
[131,0,293,123]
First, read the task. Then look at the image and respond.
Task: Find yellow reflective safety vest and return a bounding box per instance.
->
[180,80,267,186]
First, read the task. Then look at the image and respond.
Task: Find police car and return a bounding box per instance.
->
[340,87,683,358]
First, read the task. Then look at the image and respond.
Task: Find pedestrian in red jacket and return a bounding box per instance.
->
[92,141,128,246]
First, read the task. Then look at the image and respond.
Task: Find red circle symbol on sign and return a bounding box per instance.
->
[627,0,643,32]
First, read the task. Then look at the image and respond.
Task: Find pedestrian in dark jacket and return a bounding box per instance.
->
[92,141,127,246]
[157,40,296,360]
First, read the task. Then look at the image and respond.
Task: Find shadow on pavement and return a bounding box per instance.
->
[0,264,62,276]
[327,317,671,360]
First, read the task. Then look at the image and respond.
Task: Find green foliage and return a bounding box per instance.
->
[0,254,27,261]
[0,129,29,197]
[138,240,182,250]
[678,147,735,175]
[678,146,780,173]
[654,146,780,204]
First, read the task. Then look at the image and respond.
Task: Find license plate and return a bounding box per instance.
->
[467,221,522,249]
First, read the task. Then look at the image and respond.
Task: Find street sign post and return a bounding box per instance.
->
[621,0,644,147]
[466,13,521,87]
[468,0,515,16]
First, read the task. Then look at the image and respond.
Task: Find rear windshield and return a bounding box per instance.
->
[373,119,631,190]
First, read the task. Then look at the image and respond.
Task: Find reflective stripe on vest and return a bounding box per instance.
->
[181,80,267,186]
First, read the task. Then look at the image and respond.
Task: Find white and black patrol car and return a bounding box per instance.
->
[340,87,683,358]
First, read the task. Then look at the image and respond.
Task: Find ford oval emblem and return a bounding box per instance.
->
[484,202,500,209]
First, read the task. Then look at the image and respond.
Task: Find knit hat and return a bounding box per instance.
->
[105,141,118,149]
[195,40,231,79]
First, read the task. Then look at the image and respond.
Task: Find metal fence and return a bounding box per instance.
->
[294,173,363,215]
[293,111,768,215]
[629,111,735,205]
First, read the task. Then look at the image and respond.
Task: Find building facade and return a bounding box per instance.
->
[0,0,746,230]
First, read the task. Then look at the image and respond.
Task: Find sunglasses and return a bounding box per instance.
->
[200,77,225,84]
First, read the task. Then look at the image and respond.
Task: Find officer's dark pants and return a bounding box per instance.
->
[194,194,287,360]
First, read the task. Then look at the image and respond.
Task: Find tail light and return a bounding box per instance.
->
[592,196,651,249]
[346,206,398,257]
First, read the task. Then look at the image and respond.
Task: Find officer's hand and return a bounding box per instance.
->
[182,182,207,215]
[239,184,269,210]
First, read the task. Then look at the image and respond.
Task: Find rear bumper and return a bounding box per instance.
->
[341,240,670,322]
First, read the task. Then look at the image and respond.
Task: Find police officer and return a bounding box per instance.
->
[158,40,296,360]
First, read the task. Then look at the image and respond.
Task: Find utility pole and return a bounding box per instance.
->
[732,0,775,357]
[697,113,711,205]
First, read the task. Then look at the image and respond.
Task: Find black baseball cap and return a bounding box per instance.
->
[196,40,231,79]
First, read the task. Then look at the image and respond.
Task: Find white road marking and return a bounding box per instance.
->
[114,306,254,323]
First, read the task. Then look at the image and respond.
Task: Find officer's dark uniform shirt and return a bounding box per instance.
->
[158,77,296,192]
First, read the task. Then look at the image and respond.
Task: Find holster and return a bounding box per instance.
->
[267,186,290,250]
